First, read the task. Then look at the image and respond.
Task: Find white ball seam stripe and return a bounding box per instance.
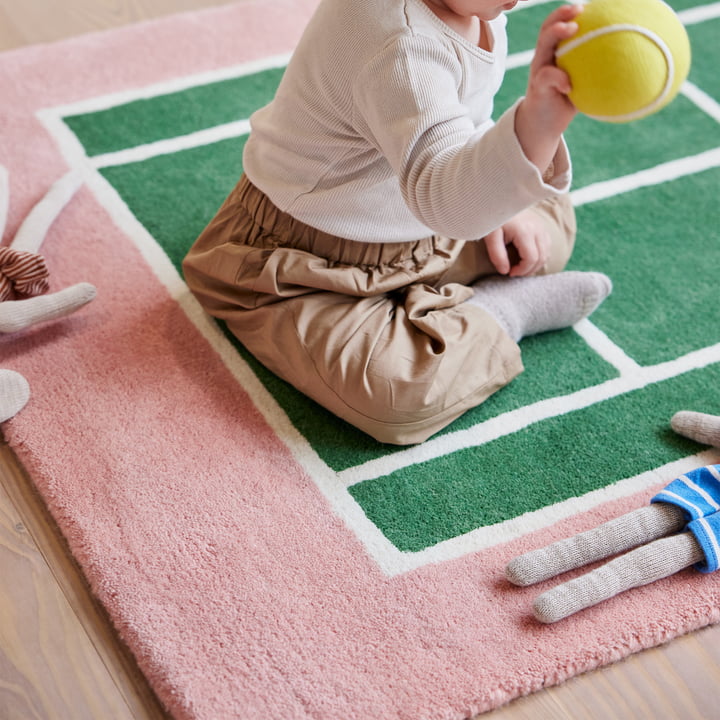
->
[556,23,676,122]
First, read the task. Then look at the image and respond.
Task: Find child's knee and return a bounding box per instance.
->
[347,389,488,445]
[342,348,522,445]
[347,402,460,445]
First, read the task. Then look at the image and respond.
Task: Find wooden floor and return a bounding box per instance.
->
[2,2,720,719]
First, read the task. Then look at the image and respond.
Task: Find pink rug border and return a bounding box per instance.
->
[2,2,719,718]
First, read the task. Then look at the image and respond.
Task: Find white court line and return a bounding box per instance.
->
[89,120,251,169]
[505,49,534,70]
[682,81,720,123]
[679,1,720,23]
[571,146,720,207]
[572,318,642,375]
[47,52,291,119]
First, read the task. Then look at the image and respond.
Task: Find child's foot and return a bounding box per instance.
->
[468,271,612,342]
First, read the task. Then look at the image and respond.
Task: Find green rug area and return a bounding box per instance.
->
[65,66,285,156]
[66,0,720,553]
[570,167,720,365]
[350,363,720,552]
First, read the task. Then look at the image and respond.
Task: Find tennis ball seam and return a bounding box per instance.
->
[557,24,676,123]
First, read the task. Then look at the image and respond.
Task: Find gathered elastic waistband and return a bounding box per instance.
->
[235,175,460,269]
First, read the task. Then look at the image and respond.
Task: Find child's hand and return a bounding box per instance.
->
[483,208,551,277]
[514,4,582,174]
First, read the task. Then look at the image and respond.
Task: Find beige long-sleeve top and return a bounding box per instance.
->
[242,0,571,244]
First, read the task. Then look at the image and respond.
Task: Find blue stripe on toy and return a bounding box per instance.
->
[687,514,720,573]
[651,465,720,520]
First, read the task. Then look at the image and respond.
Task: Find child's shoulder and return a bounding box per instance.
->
[320,0,448,44]
[303,0,454,69]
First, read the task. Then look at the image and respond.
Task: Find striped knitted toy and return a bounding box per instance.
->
[506,414,720,623]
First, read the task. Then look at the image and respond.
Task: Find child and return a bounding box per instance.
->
[183,0,612,445]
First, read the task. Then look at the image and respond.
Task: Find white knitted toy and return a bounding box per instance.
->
[0,166,96,422]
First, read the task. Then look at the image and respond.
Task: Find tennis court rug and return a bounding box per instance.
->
[2,0,720,717]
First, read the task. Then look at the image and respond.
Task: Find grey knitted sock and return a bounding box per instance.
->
[467,271,612,342]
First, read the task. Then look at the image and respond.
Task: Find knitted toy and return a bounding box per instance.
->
[506,411,720,623]
[0,166,96,423]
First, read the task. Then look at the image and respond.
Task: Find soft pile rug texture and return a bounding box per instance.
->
[2,0,720,718]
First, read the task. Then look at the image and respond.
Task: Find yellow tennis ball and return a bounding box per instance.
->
[555,0,692,123]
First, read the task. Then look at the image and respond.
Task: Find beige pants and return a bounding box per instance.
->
[182,175,576,445]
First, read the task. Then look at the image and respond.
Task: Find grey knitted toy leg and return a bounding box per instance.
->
[506,503,687,587]
[532,532,704,623]
[671,411,720,448]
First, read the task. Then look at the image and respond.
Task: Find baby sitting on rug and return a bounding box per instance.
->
[506,411,720,623]
[182,0,611,445]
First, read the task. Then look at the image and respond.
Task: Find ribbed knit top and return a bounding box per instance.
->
[242,0,571,243]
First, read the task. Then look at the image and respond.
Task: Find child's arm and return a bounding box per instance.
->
[482,5,580,277]
[514,4,581,176]
[351,9,579,243]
